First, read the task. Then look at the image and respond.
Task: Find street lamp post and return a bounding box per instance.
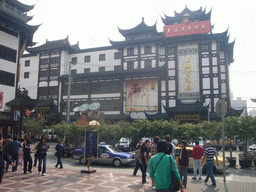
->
[66,61,76,123]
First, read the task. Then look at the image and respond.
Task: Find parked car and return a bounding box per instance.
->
[175,146,230,174]
[248,144,256,152]
[114,138,131,152]
[248,144,256,158]
[73,144,135,167]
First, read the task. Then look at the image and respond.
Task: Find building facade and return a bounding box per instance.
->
[20,7,241,123]
[0,0,38,135]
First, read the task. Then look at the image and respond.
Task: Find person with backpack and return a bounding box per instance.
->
[149,141,184,192]
[132,144,142,176]
[55,140,64,169]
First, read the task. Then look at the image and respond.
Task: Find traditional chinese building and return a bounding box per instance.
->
[0,0,39,137]
[19,7,242,124]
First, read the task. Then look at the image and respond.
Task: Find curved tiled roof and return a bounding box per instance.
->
[27,37,80,53]
[5,0,35,12]
[118,17,158,38]
[162,7,211,26]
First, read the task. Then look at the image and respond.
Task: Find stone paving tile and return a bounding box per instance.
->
[1,165,256,192]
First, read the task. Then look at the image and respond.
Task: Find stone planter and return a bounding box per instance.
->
[239,153,253,168]
[227,157,237,168]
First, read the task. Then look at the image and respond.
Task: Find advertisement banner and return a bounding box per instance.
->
[126,79,158,112]
[85,131,98,158]
[164,20,211,38]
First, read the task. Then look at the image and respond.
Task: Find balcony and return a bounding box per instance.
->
[0,1,28,23]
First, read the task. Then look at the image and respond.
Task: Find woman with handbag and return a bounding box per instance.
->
[149,141,184,192]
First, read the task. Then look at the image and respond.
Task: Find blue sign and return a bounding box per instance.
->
[85,131,98,158]
[67,120,71,125]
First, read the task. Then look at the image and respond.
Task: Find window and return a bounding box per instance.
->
[25,60,30,67]
[168,47,175,55]
[24,72,29,78]
[99,54,105,61]
[127,61,134,69]
[144,46,152,54]
[71,69,77,76]
[114,52,121,59]
[50,57,60,64]
[40,58,49,65]
[99,67,105,72]
[145,60,152,68]
[50,69,59,76]
[201,43,209,52]
[40,70,48,77]
[71,57,77,64]
[0,70,15,86]
[84,68,90,74]
[0,44,17,63]
[114,65,121,71]
[84,55,91,62]
[127,48,134,56]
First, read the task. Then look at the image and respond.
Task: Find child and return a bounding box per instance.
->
[23,140,32,174]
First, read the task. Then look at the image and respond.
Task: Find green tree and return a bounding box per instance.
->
[22,117,45,135]
[237,115,256,155]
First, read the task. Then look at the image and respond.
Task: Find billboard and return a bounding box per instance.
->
[126,79,158,112]
[164,20,211,38]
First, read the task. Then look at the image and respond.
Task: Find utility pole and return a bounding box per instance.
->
[66,61,76,123]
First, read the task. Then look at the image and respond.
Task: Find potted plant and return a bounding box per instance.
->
[236,115,256,168]
[227,146,237,167]
[225,117,239,167]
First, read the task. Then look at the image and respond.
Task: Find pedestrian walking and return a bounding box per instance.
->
[33,139,40,166]
[2,134,12,172]
[150,136,160,187]
[164,135,176,157]
[177,140,189,188]
[149,140,184,192]
[37,137,49,176]
[202,141,218,186]
[0,145,15,183]
[10,136,21,171]
[23,140,32,174]
[55,140,64,169]
[132,144,142,176]
[192,141,204,180]
[18,138,24,165]
[141,139,150,184]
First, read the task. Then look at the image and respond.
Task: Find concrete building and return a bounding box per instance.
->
[0,0,38,136]
[19,7,242,124]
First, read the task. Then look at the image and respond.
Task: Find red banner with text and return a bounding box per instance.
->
[164,20,211,37]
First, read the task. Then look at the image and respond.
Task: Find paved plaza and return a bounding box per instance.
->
[0,164,256,192]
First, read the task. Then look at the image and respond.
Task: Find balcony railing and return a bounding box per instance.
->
[0,1,28,23]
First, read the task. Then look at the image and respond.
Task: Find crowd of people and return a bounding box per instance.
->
[0,134,64,183]
[133,135,219,192]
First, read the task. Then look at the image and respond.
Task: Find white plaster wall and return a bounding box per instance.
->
[0,31,19,111]
[69,48,121,73]
[19,54,39,99]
